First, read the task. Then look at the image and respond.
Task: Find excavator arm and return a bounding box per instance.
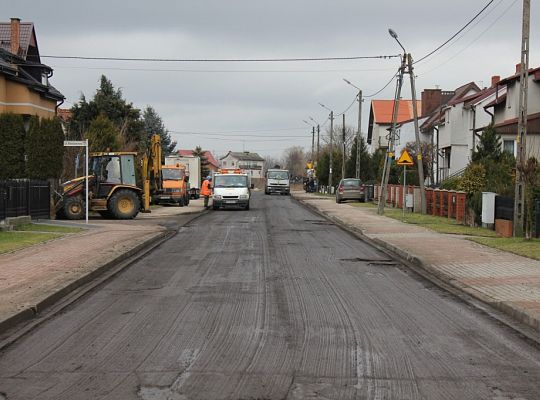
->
[141,134,162,212]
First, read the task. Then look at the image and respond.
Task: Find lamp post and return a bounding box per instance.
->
[319,103,334,192]
[379,28,426,215]
[343,79,363,179]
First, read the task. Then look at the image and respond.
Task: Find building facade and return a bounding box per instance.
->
[220,151,265,179]
[0,18,63,119]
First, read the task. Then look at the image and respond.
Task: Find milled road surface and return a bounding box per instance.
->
[1,193,539,399]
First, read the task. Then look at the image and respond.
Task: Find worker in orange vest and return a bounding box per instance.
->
[200,175,212,209]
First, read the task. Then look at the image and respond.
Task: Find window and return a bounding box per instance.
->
[503,140,515,155]
[223,161,227,166]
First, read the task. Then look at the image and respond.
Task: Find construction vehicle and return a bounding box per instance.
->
[165,155,201,199]
[153,163,190,206]
[56,135,163,220]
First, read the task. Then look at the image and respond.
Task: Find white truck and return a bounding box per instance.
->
[165,155,201,199]
[265,169,290,195]
[212,169,253,210]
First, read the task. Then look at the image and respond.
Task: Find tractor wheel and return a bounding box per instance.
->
[108,189,140,219]
[63,196,84,220]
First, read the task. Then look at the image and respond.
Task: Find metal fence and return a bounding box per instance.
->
[0,180,51,221]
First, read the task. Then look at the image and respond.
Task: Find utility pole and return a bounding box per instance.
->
[378,54,406,215]
[407,54,427,214]
[311,126,315,163]
[317,124,320,167]
[342,113,346,179]
[356,90,363,179]
[514,0,530,237]
[329,111,334,191]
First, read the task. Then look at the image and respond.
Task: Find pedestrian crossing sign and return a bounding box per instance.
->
[396,149,414,166]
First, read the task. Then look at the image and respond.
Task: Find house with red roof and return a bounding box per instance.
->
[177,149,219,172]
[367,99,421,152]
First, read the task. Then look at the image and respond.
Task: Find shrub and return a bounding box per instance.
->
[0,113,26,179]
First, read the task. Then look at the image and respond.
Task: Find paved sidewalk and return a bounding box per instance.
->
[0,202,205,333]
[293,191,540,333]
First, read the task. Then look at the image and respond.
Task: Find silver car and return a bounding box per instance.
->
[336,178,366,203]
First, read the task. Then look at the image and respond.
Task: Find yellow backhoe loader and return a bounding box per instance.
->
[56,135,162,220]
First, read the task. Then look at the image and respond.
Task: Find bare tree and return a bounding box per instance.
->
[283,146,306,178]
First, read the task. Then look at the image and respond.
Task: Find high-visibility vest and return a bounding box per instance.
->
[200,179,212,196]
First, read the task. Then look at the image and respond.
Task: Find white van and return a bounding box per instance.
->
[212,171,252,210]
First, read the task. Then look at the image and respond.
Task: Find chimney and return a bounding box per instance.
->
[515,63,521,74]
[10,17,21,56]
[491,75,500,87]
[421,89,442,117]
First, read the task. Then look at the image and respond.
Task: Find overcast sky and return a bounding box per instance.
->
[4,0,539,158]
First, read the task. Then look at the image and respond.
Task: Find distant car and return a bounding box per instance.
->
[336,178,366,203]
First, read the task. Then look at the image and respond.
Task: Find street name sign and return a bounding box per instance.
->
[63,140,87,147]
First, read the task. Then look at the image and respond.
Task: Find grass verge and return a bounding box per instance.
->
[0,232,62,254]
[468,237,540,260]
[15,223,83,234]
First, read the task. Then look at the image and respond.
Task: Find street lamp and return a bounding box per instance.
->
[378,28,426,215]
[388,28,406,53]
[319,103,335,191]
[343,78,363,180]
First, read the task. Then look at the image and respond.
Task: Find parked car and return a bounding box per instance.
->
[336,178,366,203]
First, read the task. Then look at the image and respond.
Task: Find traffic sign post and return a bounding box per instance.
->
[63,140,89,224]
[397,150,414,220]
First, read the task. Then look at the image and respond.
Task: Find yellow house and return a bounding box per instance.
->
[0,18,64,119]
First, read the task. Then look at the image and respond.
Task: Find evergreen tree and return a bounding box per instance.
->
[68,75,145,149]
[472,124,502,162]
[85,114,122,152]
[0,113,26,179]
[142,106,176,156]
[345,136,370,181]
[26,117,65,179]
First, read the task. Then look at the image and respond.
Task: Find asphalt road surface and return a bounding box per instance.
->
[1,193,540,399]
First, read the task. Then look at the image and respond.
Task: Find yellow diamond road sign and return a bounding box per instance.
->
[397,149,414,166]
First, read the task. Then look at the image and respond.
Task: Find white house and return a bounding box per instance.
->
[219,151,265,179]
[486,65,540,161]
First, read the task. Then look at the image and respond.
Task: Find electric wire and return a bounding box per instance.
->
[49,65,398,74]
[41,54,401,63]
[412,0,506,67]
[417,0,519,77]
[413,0,496,64]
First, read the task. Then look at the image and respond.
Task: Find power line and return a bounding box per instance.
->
[417,0,518,77]
[170,127,306,134]
[414,0,496,64]
[50,65,398,74]
[41,54,401,63]
[364,69,399,98]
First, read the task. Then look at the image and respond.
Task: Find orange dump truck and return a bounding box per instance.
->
[153,164,190,206]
